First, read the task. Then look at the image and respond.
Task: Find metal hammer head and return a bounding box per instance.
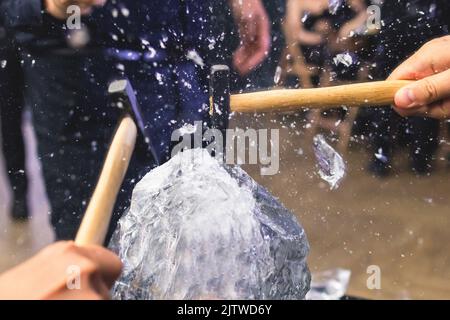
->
[108,79,160,165]
[209,65,231,136]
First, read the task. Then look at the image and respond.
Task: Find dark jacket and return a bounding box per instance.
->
[0,0,209,57]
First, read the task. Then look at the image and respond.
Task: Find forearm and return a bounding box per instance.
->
[298,30,323,45]
[285,0,322,46]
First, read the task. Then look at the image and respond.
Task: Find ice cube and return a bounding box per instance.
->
[333,53,353,67]
[313,135,346,190]
[306,269,351,300]
[110,149,310,300]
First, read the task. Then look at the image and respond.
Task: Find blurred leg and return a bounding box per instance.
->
[0,42,28,220]
[22,52,118,239]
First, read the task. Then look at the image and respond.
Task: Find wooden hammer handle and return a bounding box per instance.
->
[75,115,137,246]
[230,80,414,113]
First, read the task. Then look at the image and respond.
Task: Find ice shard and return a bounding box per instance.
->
[110,148,310,300]
[313,134,346,190]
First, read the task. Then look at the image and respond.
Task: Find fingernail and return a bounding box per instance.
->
[395,87,417,108]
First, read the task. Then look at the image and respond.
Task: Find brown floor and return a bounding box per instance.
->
[238,113,450,300]
[0,112,449,299]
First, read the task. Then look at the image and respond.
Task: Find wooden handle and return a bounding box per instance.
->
[230,80,414,113]
[75,115,137,246]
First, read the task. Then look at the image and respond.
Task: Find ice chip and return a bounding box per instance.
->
[110,149,311,300]
[328,0,343,15]
[186,50,205,68]
[374,148,388,163]
[273,66,282,85]
[333,53,353,67]
[177,123,199,136]
[313,135,346,190]
[306,269,351,300]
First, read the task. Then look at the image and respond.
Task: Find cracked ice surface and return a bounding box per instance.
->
[313,135,346,190]
[110,149,310,300]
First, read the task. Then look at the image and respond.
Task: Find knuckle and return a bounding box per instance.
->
[46,241,76,255]
[421,78,439,101]
[61,242,81,256]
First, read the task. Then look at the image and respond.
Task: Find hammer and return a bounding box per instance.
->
[209,64,413,129]
[75,79,157,246]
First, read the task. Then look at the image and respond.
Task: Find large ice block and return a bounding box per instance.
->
[110,149,310,300]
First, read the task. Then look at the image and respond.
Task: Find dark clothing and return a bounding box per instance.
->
[239,0,286,90]
[374,0,448,79]
[293,1,360,85]
[368,0,448,172]
[211,0,286,91]
[299,8,332,69]
[4,1,210,240]
[0,22,27,208]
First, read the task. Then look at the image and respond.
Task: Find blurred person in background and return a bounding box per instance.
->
[210,0,275,92]
[4,34,450,300]
[0,17,28,221]
[282,0,368,88]
[1,0,271,241]
[366,0,448,177]
[281,0,368,139]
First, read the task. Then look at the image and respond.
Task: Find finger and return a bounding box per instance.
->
[394,99,450,119]
[238,45,266,75]
[235,14,271,75]
[393,105,428,118]
[89,275,113,300]
[76,245,123,288]
[49,289,104,300]
[387,51,431,81]
[232,46,250,75]
[393,69,450,109]
[388,37,450,81]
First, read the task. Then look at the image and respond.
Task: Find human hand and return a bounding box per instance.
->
[44,0,107,19]
[389,36,450,119]
[0,241,122,300]
[230,0,271,76]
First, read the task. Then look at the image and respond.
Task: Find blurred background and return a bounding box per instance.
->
[1,0,450,299]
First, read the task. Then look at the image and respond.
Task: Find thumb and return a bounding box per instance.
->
[394,69,450,108]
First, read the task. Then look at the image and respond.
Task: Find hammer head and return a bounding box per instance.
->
[108,79,160,166]
[209,65,231,136]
